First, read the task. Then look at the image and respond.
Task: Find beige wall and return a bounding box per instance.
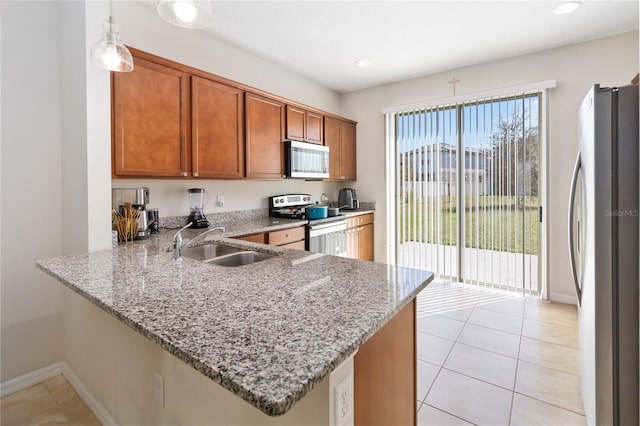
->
[1,1,65,381]
[340,31,639,302]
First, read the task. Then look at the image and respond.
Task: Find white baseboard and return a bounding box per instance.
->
[61,362,116,426]
[549,292,578,305]
[0,361,116,426]
[0,362,62,398]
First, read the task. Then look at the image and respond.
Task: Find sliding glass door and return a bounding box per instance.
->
[394,93,540,293]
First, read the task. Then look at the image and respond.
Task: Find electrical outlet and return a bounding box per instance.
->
[216,195,224,207]
[154,372,164,407]
[334,375,352,426]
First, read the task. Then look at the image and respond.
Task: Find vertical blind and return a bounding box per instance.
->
[390,91,542,293]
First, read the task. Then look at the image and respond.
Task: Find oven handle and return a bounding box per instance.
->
[308,222,346,238]
[307,220,347,231]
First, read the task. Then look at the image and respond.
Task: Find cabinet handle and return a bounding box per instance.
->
[194,172,199,177]
[182,172,188,177]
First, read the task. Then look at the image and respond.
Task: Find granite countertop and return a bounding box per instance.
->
[36,217,433,417]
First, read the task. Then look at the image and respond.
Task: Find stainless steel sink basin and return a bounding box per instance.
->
[181,244,244,261]
[204,251,275,267]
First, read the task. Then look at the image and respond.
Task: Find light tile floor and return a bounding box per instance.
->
[416,281,587,426]
[0,375,100,426]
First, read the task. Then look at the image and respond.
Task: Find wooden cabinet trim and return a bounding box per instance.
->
[126,46,356,126]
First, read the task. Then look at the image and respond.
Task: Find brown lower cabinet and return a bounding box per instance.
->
[346,213,374,261]
[232,233,266,244]
[232,225,306,249]
[354,299,416,426]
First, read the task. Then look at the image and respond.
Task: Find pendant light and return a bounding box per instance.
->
[157,0,214,29]
[90,16,134,72]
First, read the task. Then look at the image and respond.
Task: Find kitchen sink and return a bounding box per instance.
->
[204,251,275,267]
[181,244,245,262]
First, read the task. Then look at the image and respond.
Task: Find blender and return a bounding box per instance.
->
[187,188,210,229]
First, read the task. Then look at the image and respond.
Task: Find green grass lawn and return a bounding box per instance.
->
[398,196,539,255]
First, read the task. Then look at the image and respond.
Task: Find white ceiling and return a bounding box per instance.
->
[174,1,638,93]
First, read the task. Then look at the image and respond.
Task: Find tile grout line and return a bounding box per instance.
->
[507,304,526,426]
[422,403,480,426]
[511,391,588,418]
[419,320,463,405]
[420,299,481,424]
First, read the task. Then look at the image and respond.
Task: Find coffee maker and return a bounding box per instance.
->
[188,188,209,229]
[112,187,151,240]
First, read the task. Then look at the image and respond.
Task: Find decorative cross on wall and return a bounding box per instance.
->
[449,76,460,96]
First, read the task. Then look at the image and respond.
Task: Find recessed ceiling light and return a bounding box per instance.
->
[553,1,581,15]
[355,59,371,67]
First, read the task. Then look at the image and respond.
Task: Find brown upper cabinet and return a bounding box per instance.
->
[245,92,285,179]
[285,105,324,144]
[324,117,357,181]
[112,56,190,177]
[112,47,355,180]
[191,76,244,179]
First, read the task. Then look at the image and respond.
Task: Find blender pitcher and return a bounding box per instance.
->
[187,188,210,228]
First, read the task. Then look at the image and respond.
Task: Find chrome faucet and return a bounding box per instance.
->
[172,223,226,261]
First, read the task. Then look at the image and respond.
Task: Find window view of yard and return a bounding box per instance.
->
[399,195,539,255]
[394,94,540,292]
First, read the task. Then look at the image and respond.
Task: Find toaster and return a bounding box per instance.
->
[338,188,358,210]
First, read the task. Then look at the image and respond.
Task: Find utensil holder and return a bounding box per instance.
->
[112,209,140,243]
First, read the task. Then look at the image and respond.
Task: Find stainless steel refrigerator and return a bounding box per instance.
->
[568,84,638,426]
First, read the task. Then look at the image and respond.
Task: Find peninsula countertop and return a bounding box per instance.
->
[36,220,433,416]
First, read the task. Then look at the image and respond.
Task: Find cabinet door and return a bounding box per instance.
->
[340,121,357,181]
[359,224,374,261]
[191,77,244,179]
[113,57,190,177]
[245,93,285,179]
[305,111,324,144]
[355,299,416,425]
[233,233,266,244]
[324,117,342,180]
[285,105,305,141]
[279,240,306,250]
[268,226,305,246]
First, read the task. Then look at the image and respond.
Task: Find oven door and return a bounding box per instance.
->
[306,220,347,257]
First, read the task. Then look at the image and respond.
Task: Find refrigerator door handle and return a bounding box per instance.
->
[568,152,582,306]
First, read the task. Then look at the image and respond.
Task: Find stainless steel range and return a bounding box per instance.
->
[269,194,347,257]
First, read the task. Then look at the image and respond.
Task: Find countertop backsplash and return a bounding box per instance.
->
[160,203,376,230]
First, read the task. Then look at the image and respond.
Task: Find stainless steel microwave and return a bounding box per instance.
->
[284,140,329,179]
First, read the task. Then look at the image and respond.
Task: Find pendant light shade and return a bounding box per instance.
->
[90,17,134,72]
[157,0,214,29]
